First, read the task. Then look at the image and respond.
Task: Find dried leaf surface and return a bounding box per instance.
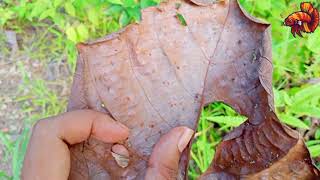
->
[67,0,320,179]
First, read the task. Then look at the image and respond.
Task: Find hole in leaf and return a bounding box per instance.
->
[188,102,247,179]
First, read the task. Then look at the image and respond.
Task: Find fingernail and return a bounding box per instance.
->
[178,128,194,153]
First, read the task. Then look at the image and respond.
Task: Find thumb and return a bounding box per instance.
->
[145,126,194,180]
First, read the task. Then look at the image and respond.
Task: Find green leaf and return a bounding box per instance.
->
[126,7,141,22]
[12,127,31,180]
[29,3,48,19]
[140,0,157,8]
[307,140,320,146]
[66,25,78,43]
[255,0,271,12]
[274,89,292,107]
[107,0,123,5]
[0,171,10,180]
[315,128,320,140]
[279,114,309,129]
[88,8,99,25]
[39,9,55,20]
[292,84,320,105]
[53,0,63,7]
[119,11,130,27]
[123,0,136,7]
[64,2,76,16]
[206,116,247,127]
[283,91,292,105]
[50,13,65,29]
[0,8,15,26]
[0,132,13,150]
[290,105,320,118]
[307,29,320,53]
[107,19,121,32]
[76,24,89,42]
[308,144,320,157]
[176,13,187,26]
[105,5,123,16]
[274,89,283,107]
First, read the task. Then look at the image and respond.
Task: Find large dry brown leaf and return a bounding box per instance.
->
[67,0,320,179]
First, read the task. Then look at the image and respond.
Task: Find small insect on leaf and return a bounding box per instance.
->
[176,13,187,26]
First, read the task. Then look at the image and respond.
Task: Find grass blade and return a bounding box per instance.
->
[279,114,309,129]
[308,145,320,158]
[206,116,247,127]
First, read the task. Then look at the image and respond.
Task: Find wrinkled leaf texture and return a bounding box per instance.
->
[67,0,320,179]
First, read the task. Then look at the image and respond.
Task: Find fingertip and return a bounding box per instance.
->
[54,110,130,144]
[116,121,130,135]
[177,127,194,153]
[92,115,130,143]
[146,126,194,179]
[150,126,194,160]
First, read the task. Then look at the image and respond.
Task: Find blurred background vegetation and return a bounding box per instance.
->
[0,0,319,179]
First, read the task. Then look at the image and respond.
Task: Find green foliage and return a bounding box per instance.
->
[278,114,309,129]
[309,144,320,157]
[12,128,30,180]
[0,171,11,180]
[206,116,246,127]
[0,0,159,70]
[316,128,320,139]
[275,84,320,129]
[0,128,31,180]
[239,0,320,87]
[307,136,320,160]
[17,62,67,122]
[188,102,248,178]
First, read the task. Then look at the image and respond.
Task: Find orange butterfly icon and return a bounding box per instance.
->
[284,2,319,37]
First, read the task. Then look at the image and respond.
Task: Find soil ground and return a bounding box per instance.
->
[0,29,72,175]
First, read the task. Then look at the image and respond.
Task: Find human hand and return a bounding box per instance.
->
[21,110,194,180]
